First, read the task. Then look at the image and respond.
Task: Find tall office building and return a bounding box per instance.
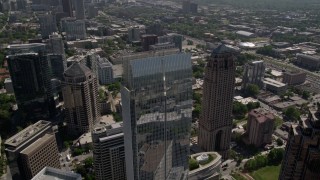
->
[141,34,158,51]
[16,0,27,11]
[62,0,73,17]
[74,0,85,20]
[182,1,198,13]
[92,123,126,180]
[38,13,57,39]
[7,44,54,121]
[61,18,86,41]
[198,44,236,159]
[48,33,65,57]
[242,60,265,90]
[5,120,60,180]
[48,54,66,80]
[62,62,100,135]
[247,108,275,147]
[121,49,193,180]
[97,57,113,85]
[279,105,320,180]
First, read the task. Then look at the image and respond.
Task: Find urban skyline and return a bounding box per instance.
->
[1,0,320,180]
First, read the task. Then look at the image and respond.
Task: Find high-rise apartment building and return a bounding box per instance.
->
[62,0,73,17]
[247,108,275,147]
[7,44,54,121]
[242,60,265,90]
[74,0,85,20]
[62,62,100,135]
[92,123,126,180]
[5,120,60,180]
[121,49,193,180]
[279,105,320,180]
[38,13,57,39]
[198,44,236,159]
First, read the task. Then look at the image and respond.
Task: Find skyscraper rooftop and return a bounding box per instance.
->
[64,62,92,77]
[5,120,51,148]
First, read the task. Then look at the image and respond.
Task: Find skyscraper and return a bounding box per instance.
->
[5,120,60,180]
[121,49,193,180]
[48,33,65,57]
[242,60,265,90]
[74,0,85,20]
[38,13,57,39]
[7,44,54,121]
[48,54,66,80]
[198,44,236,159]
[62,0,73,17]
[61,18,86,41]
[92,123,126,180]
[62,62,100,135]
[279,105,320,180]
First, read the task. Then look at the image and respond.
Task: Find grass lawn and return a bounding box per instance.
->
[250,165,281,180]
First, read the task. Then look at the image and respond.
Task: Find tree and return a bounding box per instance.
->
[189,158,199,170]
[192,104,201,119]
[233,101,248,118]
[276,138,284,146]
[283,106,301,121]
[245,84,260,97]
[247,102,260,111]
[187,40,194,45]
[267,148,284,165]
[302,91,310,100]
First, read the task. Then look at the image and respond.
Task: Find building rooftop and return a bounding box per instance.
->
[64,62,92,77]
[236,30,255,37]
[211,44,237,54]
[249,108,275,123]
[264,78,286,87]
[31,167,82,180]
[5,120,51,148]
[20,133,53,155]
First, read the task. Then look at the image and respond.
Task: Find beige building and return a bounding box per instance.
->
[279,105,320,180]
[4,120,60,180]
[198,44,236,159]
[282,71,306,85]
[247,108,275,147]
[62,62,100,135]
[20,134,60,179]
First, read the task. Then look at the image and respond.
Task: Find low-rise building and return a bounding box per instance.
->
[31,167,82,180]
[264,78,287,95]
[282,71,307,85]
[188,152,221,180]
[295,53,320,71]
[236,31,256,38]
[247,108,275,147]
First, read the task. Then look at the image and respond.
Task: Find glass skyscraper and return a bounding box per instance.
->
[121,49,193,180]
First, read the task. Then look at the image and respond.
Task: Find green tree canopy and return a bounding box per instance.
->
[283,106,301,121]
[245,84,260,97]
